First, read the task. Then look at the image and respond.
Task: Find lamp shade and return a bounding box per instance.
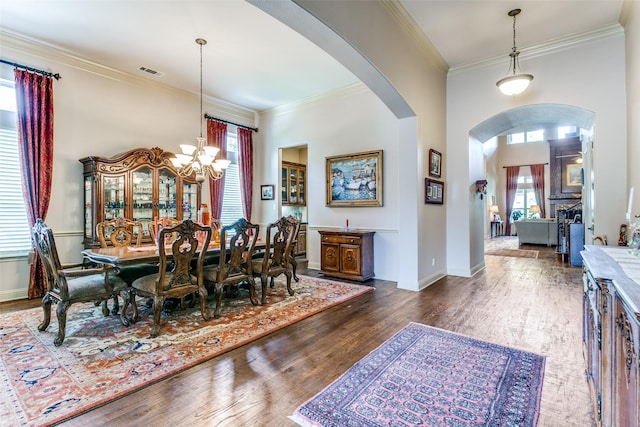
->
[496,74,533,96]
[529,205,541,215]
[489,205,499,214]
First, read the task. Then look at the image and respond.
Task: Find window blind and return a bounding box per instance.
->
[0,128,32,256]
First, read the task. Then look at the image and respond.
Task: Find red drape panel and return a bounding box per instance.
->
[505,166,520,236]
[530,164,546,218]
[237,127,253,221]
[15,70,55,299]
[207,120,227,221]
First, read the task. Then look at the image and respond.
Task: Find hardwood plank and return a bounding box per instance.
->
[1,240,595,426]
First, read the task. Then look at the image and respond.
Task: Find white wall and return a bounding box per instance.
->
[626,2,640,218]
[0,33,256,301]
[447,30,627,276]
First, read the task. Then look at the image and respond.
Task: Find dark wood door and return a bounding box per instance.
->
[320,242,340,273]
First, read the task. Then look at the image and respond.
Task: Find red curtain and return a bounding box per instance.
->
[505,166,520,236]
[207,120,227,221]
[530,164,546,218]
[237,128,253,221]
[15,70,55,299]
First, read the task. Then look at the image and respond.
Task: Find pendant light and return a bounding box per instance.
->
[496,9,533,96]
[171,38,230,182]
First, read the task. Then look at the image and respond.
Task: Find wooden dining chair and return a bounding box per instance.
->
[32,219,130,346]
[95,218,159,313]
[252,216,299,305]
[129,219,212,337]
[202,218,260,318]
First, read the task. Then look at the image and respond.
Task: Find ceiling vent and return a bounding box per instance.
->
[138,66,164,77]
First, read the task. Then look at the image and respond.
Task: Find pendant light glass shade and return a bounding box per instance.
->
[497,73,533,96]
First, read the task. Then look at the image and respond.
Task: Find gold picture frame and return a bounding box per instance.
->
[326,150,383,207]
[566,164,582,187]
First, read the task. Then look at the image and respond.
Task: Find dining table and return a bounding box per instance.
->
[82,238,265,268]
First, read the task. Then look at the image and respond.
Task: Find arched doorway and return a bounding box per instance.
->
[470,104,595,258]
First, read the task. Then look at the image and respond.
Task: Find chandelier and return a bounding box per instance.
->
[496,9,533,96]
[171,38,230,183]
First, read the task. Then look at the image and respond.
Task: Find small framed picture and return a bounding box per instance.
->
[261,184,274,200]
[429,149,442,178]
[425,178,444,205]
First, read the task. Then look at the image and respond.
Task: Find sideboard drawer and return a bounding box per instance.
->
[321,235,361,245]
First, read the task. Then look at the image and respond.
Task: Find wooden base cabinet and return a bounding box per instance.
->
[319,229,374,281]
[582,246,640,427]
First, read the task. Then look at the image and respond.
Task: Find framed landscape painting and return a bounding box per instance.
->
[326,150,383,207]
[425,178,444,205]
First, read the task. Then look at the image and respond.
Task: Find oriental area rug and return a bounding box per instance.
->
[291,322,546,427]
[0,275,372,427]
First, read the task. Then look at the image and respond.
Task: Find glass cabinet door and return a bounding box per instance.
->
[158,168,177,219]
[132,167,153,237]
[289,168,298,204]
[282,167,288,203]
[84,176,93,239]
[182,181,198,221]
[298,169,305,205]
[102,175,125,220]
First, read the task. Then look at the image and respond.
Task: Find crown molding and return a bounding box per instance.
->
[261,81,368,118]
[448,23,624,76]
[381,0,449,74]
[0,30,257,123]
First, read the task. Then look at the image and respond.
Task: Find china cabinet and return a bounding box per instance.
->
[582,246,640,427]
[318,229,374,281]
[80,147,200,248]
[281,161,306,206]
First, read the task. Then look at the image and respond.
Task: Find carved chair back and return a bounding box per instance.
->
[96,217,144,248]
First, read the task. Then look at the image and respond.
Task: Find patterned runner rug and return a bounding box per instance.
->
[291,322,546,426]
[0,275,372,426]
[485,248,539,258]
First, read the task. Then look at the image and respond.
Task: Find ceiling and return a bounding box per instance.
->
[0,1,627,113]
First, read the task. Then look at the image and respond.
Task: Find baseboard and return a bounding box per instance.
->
[0,288,28,302]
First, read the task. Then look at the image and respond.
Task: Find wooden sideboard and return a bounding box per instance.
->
[318,229,374,281]
[581,246,640,427]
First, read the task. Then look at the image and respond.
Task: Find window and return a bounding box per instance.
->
[557,126,577,139]
[0,79,32,257]
[511,174,538,221]
[507,129,544,144]
[220,133,244,226]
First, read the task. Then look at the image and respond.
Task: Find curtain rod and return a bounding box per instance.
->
[0,59,61,80]
[204,114,258,132]
[502,162,548,168]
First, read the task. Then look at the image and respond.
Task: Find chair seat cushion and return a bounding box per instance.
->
[132,272,197,295]
[64,274,128,300]
[116,264,159,285]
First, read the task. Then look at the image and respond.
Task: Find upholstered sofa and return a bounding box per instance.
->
[514,219,558,246]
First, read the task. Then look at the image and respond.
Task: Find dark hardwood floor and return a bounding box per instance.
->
[1,237,595,426]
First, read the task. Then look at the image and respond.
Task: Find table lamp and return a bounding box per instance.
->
[489,205,499,221]
[529,205,541,218]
